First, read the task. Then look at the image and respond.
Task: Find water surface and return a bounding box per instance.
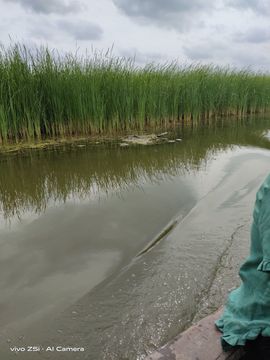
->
[1,117,270,359]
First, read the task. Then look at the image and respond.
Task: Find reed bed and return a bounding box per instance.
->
[0,44,270,143]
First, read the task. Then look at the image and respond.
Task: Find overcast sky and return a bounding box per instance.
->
[0,0,270,70]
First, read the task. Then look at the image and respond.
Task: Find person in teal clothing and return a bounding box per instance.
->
[216,173,270,359]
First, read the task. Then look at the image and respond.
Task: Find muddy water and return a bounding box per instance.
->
[1,118,270,359]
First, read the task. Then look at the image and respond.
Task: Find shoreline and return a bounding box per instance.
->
[0,136,117,155]
[0,113,269,155]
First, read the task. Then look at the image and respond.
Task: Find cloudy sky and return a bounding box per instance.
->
[0,0,270,70]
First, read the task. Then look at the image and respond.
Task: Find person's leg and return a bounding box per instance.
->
[240,335,270,360]
[255,335,270,360]
[240,339,259,360]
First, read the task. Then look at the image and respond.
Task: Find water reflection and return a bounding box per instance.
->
[0,118,270,220]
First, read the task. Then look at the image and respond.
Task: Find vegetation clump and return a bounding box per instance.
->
[0,44,270,143]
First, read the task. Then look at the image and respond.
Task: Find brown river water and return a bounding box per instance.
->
[1,117,270,359]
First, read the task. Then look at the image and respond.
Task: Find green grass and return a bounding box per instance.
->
[0,44,270,143]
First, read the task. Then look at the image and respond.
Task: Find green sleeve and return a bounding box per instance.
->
[257,177,270,272]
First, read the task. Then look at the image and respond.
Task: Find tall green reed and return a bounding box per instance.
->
[0,44,270,143]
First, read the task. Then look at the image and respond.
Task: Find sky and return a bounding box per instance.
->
[0,0,270,71]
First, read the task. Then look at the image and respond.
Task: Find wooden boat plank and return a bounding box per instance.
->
[145,309,243,360]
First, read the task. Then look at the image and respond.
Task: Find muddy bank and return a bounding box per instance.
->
[0,136,111,155]
[0,130,175,154]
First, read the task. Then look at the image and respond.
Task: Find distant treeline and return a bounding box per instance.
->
[0,44,270,142]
